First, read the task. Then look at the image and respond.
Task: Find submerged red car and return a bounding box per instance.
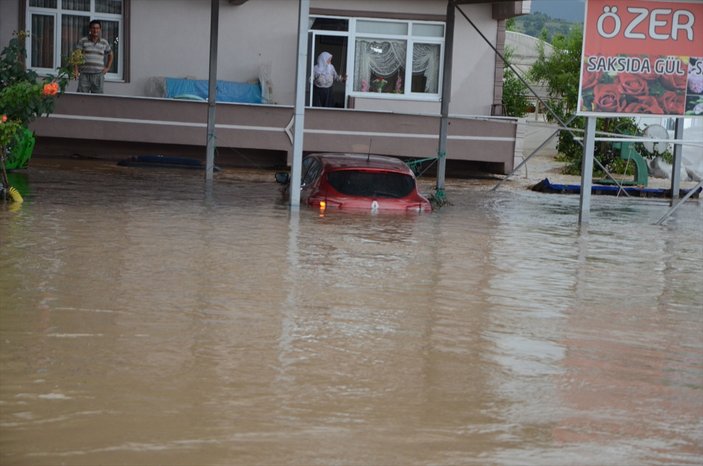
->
[277,153,432,212]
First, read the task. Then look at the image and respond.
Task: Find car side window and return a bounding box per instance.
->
[302,159,321,186]
[301,157,313,182]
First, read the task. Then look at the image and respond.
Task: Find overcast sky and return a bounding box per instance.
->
[530,0,586,22]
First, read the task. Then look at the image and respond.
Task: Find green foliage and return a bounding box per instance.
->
[501,48,530,117]
[1,31,81,167]
[529,28,583,112]
[528,27,644,176]
[503,69,530,117]
[553,114,642,176]
[0,32,39,89]
[510,12,578,42]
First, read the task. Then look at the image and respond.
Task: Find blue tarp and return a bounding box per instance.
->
[531,178,701,198]
[164,78,263,103]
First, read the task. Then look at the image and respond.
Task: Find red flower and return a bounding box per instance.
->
[592,83,625,112]
[1,115,7,123]
[616,73,648,96]
[657,91,685,114]
[621,96,664,114]
[42,82,59,96]
[659,73,687,91]
[638,70,659,81]
[581,70,602,90]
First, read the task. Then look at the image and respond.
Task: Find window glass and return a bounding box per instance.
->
[412,23,444,37]
[310,15,444,98]
[61,15,88,66]
[30,14,54,68]
[357,20,407,35]
[100,20,120,73]
[96,0,122,14]
[327,171,415,198]
[353,39,407,94]
[62,0,89,11]
[301,157,314,181]
[310,17,348,32]
[302,158,321,186]
[411,43,440,93]
[27,0,124,77]
[30,0,57,7]
[303,159,322,186]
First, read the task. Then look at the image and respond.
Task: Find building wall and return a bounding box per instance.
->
[30,0,500,117]
[0,0,20,46]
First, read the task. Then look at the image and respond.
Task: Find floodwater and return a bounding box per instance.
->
[1,158,701,466]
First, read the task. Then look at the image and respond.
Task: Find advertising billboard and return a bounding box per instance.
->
[578,0,703,117]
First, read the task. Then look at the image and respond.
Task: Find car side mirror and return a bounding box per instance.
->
[275,172,290,184]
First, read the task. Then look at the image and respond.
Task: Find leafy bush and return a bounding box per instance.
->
[0,31,82,165]
[501,48,530,117]
[528,28,647,176]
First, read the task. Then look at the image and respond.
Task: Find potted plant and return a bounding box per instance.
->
[372,77,388,93]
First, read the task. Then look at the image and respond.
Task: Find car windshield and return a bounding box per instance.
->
[326,170,416,198]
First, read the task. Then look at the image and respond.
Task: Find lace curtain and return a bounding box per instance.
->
[413,43,440,93]
[354,40,440,93]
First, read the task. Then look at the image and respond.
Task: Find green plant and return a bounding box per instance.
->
[528,28,644,176]
[0,31,83,169]
[501,48,530,117]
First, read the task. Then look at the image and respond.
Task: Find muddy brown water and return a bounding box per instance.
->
[1,158,701,466]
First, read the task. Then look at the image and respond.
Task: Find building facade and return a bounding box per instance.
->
[1,0,530,173]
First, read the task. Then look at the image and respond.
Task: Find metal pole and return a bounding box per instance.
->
[492,114,578,191]
[205,0,219,181]
[656,179,703,225]
[670,118,684,204]
[435,0,455,201]
[289,0,310,207]
[579,117,596,224]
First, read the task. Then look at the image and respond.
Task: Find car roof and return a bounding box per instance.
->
[308,153,414,173]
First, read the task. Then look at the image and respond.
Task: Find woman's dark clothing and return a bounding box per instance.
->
[313,85,334,107]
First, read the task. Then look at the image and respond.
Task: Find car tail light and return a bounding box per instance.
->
[315,199,342,210]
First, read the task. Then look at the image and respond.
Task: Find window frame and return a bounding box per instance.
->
[24,0,127,81]
[310,14,445,102]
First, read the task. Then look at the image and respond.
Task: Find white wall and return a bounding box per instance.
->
[6,0,502,117]
[449,3,498,116]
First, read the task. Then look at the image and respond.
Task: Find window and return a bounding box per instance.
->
[26,0,124,79]
[352,19,443,99]
[302,157,322,187]
[327,171,415,198]
[310,16,444,101]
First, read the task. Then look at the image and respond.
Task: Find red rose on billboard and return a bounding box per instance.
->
[616,73,649,96]
[638,70,659,81]
[592,83,624,112]
[659,73,687,91]
[581,70,602,90]
[622,96,664,114]
[657,91,685,114]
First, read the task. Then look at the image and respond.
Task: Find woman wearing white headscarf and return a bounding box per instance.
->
[313,51,345,107]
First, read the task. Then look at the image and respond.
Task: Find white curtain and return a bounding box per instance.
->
[354,39,440,93]
[354,39,406,91]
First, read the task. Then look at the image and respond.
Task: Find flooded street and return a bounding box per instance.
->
[1,158,702,466]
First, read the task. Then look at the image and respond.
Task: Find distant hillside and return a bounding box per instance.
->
[530,0,585,23]
[508,12,581,43]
